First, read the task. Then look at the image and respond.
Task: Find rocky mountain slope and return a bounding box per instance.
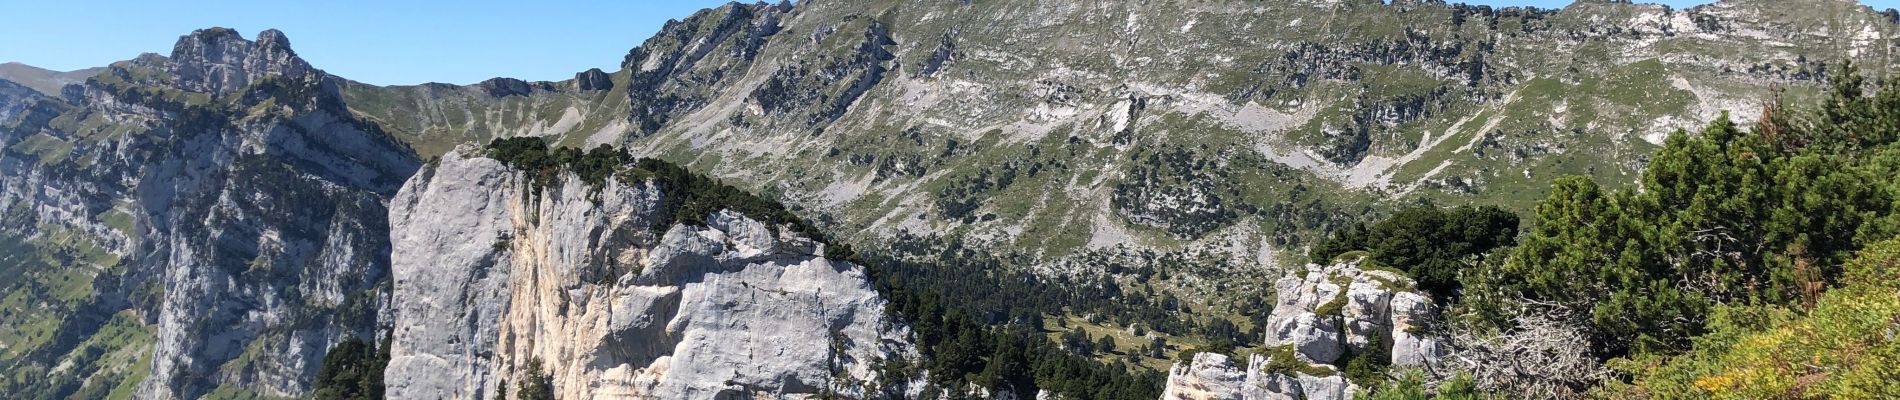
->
[0,26,929,399]
[0,62,106,98]
[384,148,914,399]
[3,0,1899,398]
[320,0,1900,376]
[337,0,1900,293]
[0,28,418,399]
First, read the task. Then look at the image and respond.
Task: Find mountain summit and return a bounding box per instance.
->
[1,0,1898,398]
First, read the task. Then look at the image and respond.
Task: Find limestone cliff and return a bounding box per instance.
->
[385,149,913,399]
[1161,259,1445,400]
[0,27,417,398]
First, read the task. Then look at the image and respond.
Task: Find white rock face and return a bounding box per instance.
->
[386,149,912,399]
[1263,261,1441,368]
[168,28,313,95]
[1158,353,1349,400]
[1387,291,1442,368]
[1163,260,1446,400]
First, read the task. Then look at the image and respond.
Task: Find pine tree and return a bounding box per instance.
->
[1483,63,1900,358]
[313,338,386,400]
[517,359,553,400]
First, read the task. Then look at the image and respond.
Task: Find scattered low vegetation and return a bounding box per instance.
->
[313,338,387,400]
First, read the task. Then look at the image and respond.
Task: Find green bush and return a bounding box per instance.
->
[1341,334,1392,386]
[1480,64,1900,358]
[313,338,386,400]
[516,359,553,400]
[1309,205,1518,303]
[1604,238,1900,399]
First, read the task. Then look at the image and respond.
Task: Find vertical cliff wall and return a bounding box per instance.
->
[385,149,913,399]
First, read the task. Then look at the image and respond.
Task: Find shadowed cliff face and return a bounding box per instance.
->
[0,28,417,398]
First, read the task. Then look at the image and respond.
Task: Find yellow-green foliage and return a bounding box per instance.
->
[1256,344,1336,377]
[1606,238,1900,399]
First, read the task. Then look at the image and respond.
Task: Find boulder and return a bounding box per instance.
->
[1388,291,1442,368]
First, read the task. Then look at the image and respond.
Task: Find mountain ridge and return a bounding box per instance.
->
[0,62,106,98]
[1,0,1898,397]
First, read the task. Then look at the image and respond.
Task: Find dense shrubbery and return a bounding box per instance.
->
[1309,204,1518,302]
[1605,238,1900,398]
[1341,332,1393,387]
[1469,64,1900,359]
[1360,371,1487,400]
[485,137,632,190]
[1111,146,1245,239]
[313,338,386,400]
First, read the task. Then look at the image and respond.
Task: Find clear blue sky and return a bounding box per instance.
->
[2,0,1897,86]
[0,0,736,85]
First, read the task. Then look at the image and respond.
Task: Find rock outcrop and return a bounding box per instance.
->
[575,68,614,91]
[0,78,42,122]
[168,27,315,95]
[1265,260,1443,370]
[385,149,912,399]
[1160,353,1353,400]
[1162,260,1444,400]
[0,27,418,399]
[477,77,552,97]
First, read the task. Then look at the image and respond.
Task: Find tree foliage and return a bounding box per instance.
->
[1606,238,1900,399]
[867,244,1166,399]
[1476,63,1900,358]
[516,359,554,400]
[1311,204,1519,302]
[484,137,843,257]
[313,338,387,400]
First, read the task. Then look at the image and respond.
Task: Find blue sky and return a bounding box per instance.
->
[0,0,733,85]
[2,0,1897,85]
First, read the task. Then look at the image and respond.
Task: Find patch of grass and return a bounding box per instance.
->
[1043,313,1208,373]
[7,133,75,164]
[57,311,155,400]
[1315,285,1350,317]
[1332,250,1370,264]
[97,209,135,236]
[41,266,96,304]
[1256,344,1336,377]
